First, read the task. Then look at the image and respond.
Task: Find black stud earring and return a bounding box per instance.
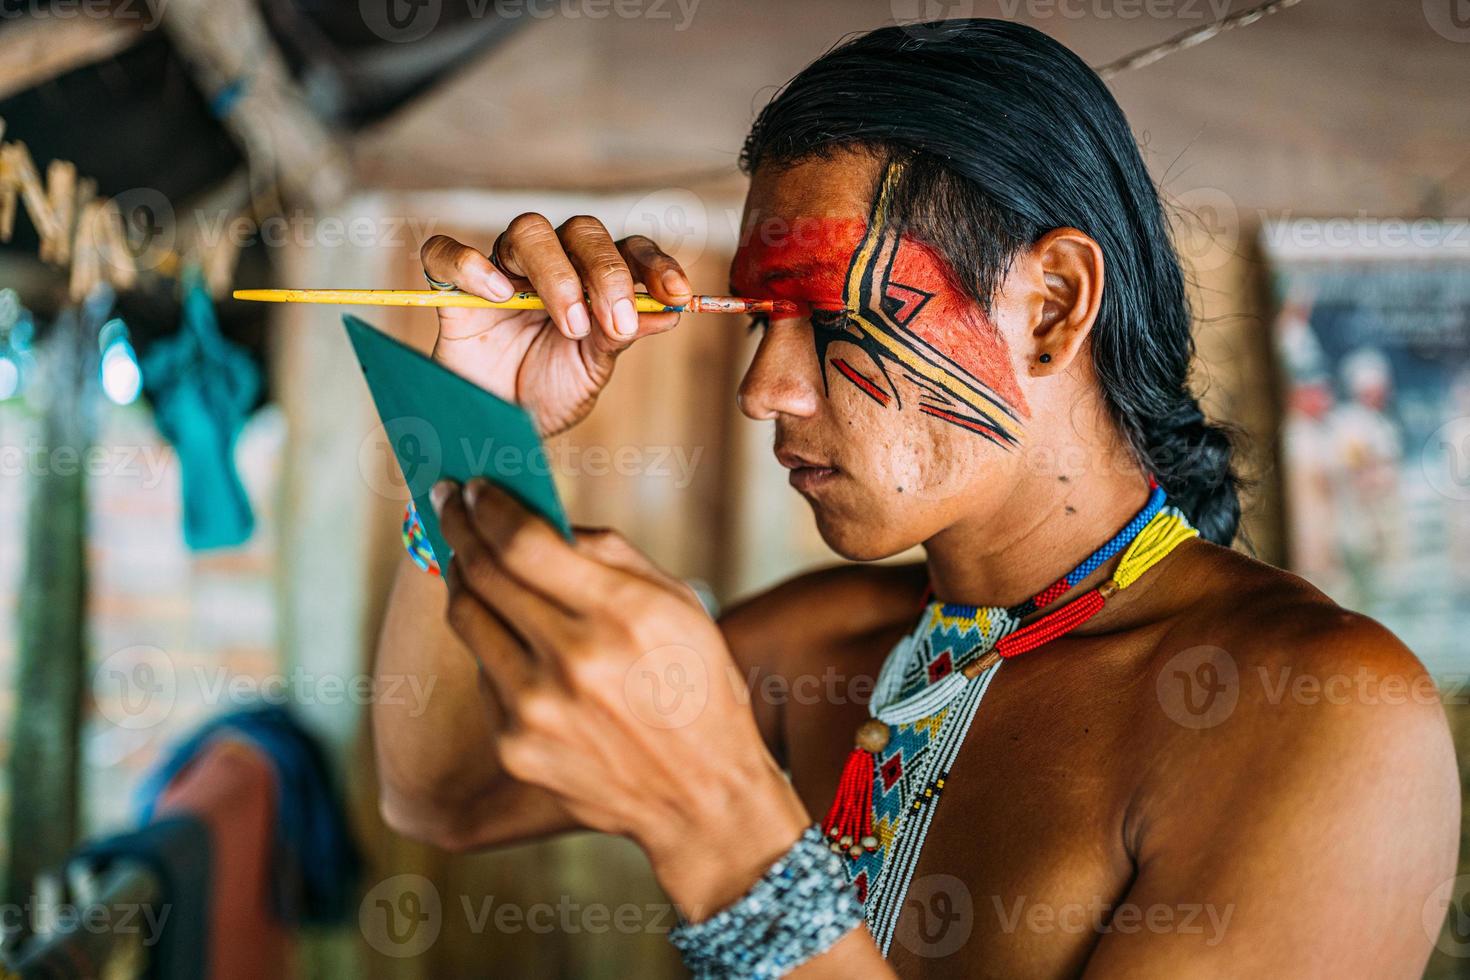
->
[1039,353,1052,364]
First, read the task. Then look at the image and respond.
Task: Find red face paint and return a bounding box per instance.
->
[731,173,1027,446]
[730,217,867,315]
[880,235,1027,416]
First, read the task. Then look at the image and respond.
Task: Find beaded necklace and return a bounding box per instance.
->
[820,482,1199,956]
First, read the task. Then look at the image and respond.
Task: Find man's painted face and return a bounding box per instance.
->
[734,157,1031,559]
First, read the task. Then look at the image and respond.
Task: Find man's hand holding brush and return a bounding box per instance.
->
[420,214,691,436]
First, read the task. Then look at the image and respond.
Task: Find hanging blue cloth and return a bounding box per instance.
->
[141,267,259,550]
[135,704,361,925]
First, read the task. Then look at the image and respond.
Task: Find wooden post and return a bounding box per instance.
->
[4,297,102,910]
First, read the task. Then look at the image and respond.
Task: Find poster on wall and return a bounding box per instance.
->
[1263,219,1470,680]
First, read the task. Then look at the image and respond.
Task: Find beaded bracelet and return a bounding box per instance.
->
[401,503,440,576]
[667,825,865,978]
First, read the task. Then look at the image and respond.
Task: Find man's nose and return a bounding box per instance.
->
[737,320,821,421]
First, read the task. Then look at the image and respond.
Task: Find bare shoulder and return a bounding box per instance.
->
[719,560,928,669]
[1143,538,1444,714]
[1067,539,1463,974]
[1128,538,1459,877]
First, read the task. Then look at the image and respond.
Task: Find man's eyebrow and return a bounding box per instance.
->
[744,261,832,283]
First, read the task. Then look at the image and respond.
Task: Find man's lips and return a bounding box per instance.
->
[775,447,839,493]
[775,447,831,470]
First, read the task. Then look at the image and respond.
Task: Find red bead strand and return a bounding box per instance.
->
[995,587,1107,658]
[822,747,876,853]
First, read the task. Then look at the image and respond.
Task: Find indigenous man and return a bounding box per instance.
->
[373,20,1458,978]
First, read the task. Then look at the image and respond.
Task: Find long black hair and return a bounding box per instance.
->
[740,19,1241,546]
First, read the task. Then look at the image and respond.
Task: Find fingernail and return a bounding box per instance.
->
[662,269,690,299]
[430,480,455,512]
[613,297,639,337]
[566,302,591,338]
[483,268,514,301]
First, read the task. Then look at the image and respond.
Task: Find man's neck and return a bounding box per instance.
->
[922,441,1150,610]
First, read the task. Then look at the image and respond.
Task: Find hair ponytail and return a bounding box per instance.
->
[1133,395,1242,546]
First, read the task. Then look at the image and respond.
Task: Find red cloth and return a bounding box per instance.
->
[156,738,292,980]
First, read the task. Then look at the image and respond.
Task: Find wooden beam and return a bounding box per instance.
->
[158,0,346,209]
[4,299,101,913]
[0,16,146,103]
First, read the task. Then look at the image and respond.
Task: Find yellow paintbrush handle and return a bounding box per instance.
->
[231,288,678,312]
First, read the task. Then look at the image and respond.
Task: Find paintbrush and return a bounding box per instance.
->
[232,288,795,316]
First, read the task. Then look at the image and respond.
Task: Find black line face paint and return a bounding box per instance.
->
[812,163,1028,447]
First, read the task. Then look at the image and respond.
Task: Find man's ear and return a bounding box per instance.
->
[1020,227,1105,377]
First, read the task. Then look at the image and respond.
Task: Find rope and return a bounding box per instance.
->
[1094,0,1308,80]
